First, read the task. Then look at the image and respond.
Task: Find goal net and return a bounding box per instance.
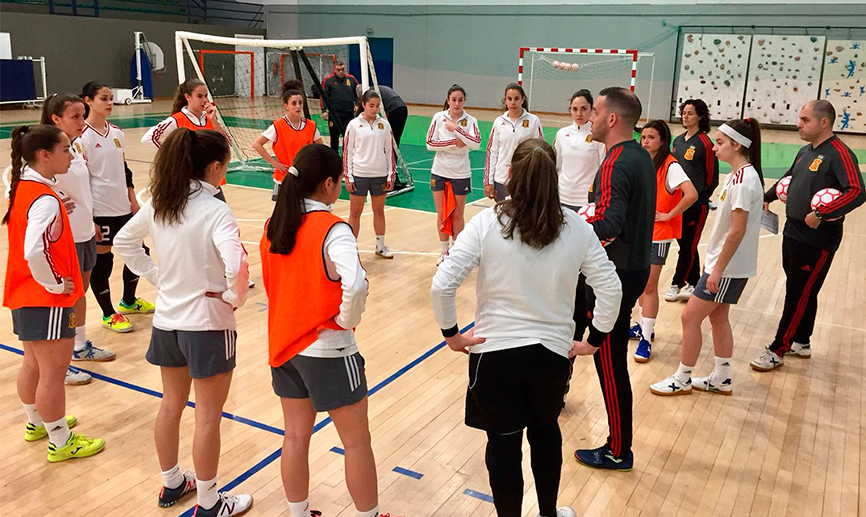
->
[518,48,652,128]
[175,31,413,196]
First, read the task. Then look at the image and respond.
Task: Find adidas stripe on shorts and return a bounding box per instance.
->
[693,272,748,304]
[146,328,237,378]
[11,306,76,341]
[271,353,367,411]
[650,241,671,266]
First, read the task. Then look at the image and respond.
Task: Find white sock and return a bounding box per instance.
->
[357,506,379,517]
[674,362,693,384]
[375,235,385,249]
[439,240,449,253]
[714,356,732,381]
[288,499,310,517]
[196,476,219,509]
[640,315,656,340]
[23,403,42,426]
[74,326,87,352]
[161,463,185,489]
[44,416,71,447]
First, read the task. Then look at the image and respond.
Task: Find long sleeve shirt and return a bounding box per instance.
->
[431,207,622,357]
[114,181,249,331]
[554,122,606,206]
[141,107,232,149]
[484,110,544,186]
[19,167,67,294]
[426,110,481,180]
[342,114,396,182]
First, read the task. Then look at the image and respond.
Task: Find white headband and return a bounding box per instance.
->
[718,124,752,148]
[288,166,299,177]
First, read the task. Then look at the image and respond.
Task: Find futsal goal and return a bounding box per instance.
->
[175,31,413,196]
[518,47,655,127]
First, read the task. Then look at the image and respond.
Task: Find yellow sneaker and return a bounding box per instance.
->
[102,313,133,333]
[47,433,105,463]
[25,415,77,442]
[118,297,155,315]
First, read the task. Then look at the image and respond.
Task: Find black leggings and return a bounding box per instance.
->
[486,422,562,517]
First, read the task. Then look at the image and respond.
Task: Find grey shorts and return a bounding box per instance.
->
[271,352,367,412]
[350,176,388,197]
[146,327,237,378]
[493,181,509,202]
[76,237,98,272]
[694,273,749,304]
[651,242,672,266]
[431,174,471,195]
[272,181,280,202]
[11,306,76,341]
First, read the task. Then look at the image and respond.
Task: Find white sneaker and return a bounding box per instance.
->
[375,245,394,259]
[786,342,812,358]
[708,201,718,211]
[676,284,694,301]
[664,285,680,302]
[537,507,576,517]
[750,348,784,372]
[248,279,256,289]
[650,374,692,396]
[65,366,92,385]
[72,341,116,362]
[692,374,733,395]
[195,492,253,516]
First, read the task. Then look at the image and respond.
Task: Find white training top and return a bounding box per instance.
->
[484,109,544,186]
[342,114,396,182]
[431,207,622,359]
[653,161,692,244]
[52,138,95,243]
[554,122,606,207]
[114,181,249,331]
[141,107,233,149]
[18,167,68,294]
[426,110,481,180]
[704,164,764,278]
[79,121,130,217]
[296,199,368,359]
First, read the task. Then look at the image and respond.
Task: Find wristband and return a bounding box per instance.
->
[441,325,459,338]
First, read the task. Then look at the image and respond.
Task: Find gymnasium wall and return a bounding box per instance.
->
[265,4,866,120]
[0,13,265,99]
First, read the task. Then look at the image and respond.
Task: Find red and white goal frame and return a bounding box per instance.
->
[517,47,638,91]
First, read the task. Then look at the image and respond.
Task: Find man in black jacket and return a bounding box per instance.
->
[572,87,655,471]
[321,60,358,153]
[751,100,864,372]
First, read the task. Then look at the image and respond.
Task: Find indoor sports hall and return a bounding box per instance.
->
[1,2,865,516]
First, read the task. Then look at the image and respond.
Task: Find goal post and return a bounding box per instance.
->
[174,31,413,196]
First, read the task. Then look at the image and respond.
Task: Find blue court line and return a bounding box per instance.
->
[330,446,345,455]
[463,489,494,503]
[392,466,424,480]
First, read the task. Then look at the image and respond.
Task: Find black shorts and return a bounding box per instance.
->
[465,344,571,433]
[12,306,76,341]
[271,353,367,412]
[651,242,672,266]
[146,327,237,378]
[94,213,133,246]
[350,176,389,197]
[431,174,471,196]
[694,272,749,304]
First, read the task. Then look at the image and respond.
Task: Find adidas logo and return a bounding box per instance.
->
[801,265,812,271]
[95,143,102,148]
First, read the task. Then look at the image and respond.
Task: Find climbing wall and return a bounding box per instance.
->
[822,40,866,133]
[675,33,751,121]
[743,35,825,125]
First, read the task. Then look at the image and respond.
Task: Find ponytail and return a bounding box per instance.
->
[502,83,529,112]
[41,93,86,127]
[268,144,343,255]
[495,138,563,249]
[4,125,64,225]
[172,78,206,114]
[80,81,109,119]
[443,84,467,111]
[724,117,763,184]
[149,128,230,226]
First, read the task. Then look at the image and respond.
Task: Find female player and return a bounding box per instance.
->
[484,83,543,202]
[252,79,323,201]
[80,82,153,332]
[629,121,697,363]
[432,139,622,517]
[668,99,719,302]
[42,93,117,371]
[650,118,763,396]
[343,90,396,258]
[554,90,605,211]
[261,144,385,517]
[5,125,105,462]
[426,84,481,263]
[114,128,252,515]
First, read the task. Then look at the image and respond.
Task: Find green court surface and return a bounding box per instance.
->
[3,112,864,214]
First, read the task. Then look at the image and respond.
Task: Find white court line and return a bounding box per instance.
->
[240,241,439,257]
[729,306,866,332]
[405,157,434,166]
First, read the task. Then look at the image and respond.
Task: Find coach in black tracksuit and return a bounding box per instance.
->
[670,99,720,297]
[753,100,864,371]
[572,88,655,470]
[321,61,359,152]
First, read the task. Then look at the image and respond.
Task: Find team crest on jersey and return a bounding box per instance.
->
[684,146,695,161]
[460,119,467,127]
[346,79,351,87]
[585,134,593,143]
[588,183,593,194]
[430,177,436,188]
[74,142,82,154]
[522,120,529,128]
[377,122,384,130]
[809,156,824,172]
[720,189,727,201]
[113,138,122,149]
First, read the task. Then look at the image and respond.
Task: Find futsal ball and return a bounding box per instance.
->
[811,188,842,210]
[577,203,595,221]
[775,176,791,203]
[572,63,580,71]
[552,60,561,69]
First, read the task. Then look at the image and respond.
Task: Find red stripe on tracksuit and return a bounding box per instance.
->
[819,140,863,213]
[588,147,623,223]
[781,250,829,348]
[600,335,621,455]
[698,133,715,190]
[483,125,496,186]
